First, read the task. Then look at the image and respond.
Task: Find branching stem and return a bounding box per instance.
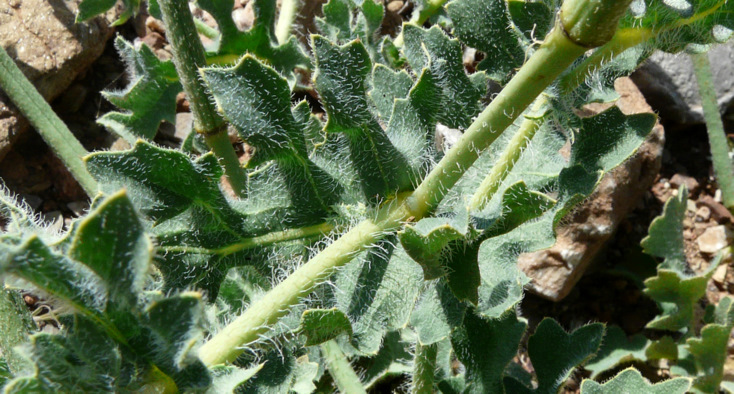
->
[199,21,589,366]
[158,0,248,198]
[0,46,97,196]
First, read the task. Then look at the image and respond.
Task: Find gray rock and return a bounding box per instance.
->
[0,0,116,161]
[631,43,734,125]
[517,77,665,301]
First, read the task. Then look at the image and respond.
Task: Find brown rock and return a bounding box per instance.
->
[0,0,116,161]
[697,195,734,224]
[670,173,699,193]
[518,77,665,301]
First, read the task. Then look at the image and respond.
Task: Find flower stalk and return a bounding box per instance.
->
[157,0,248,198]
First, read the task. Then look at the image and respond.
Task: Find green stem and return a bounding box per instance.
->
[199,20,590,367]
[468,96,550,211]
[393,0,449,47]
[275,0,300,45]
[159,222,334,255]
[0,46,97,197]
[691,52,734,212]
[194,18,219,40]
[157,0,248,198]
[321,340,367,394]
[411,343,437,394]
[0,288,35,375]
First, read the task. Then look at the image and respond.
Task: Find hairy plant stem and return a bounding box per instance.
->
[157,0,248,198]
[0,46,97,197]
[468,97,550,211]
[275,0,300,45]
[411,342,438,394]
[0,288,35,375]
[199,20,591,366]
[321,340,367,394]
[691,52,734,212]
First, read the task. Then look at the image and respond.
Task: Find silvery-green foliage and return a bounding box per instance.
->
[3,0,734,392]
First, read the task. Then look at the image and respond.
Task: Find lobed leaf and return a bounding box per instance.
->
[98,38,181,143]
[197,0,310,81]
[584,326,649,379]
[641,186,688,274]
[450,311,526,394]
[506,319,604,394]
[580,368,691,394]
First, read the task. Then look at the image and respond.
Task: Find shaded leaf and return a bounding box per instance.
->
[585,326,650,378]
[450,311,526,394]
[641,186,688,274]
[298,308,353,346]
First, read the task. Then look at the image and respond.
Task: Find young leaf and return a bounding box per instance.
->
[580,368,691,394]
[507,319,604,394]
[399,208,469,280]
[298,308,353,346]
[450,311,527,394]
[643,263,719,332]
[98,38,181,143]
[640,185,688,274]
[683,296,734,393]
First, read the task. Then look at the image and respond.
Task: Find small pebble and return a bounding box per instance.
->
[670,173,699,193]
[146,16,166,35]
[233,5,254,31]
[715,189,723,203]
[387,0,404,13]
[697,225,733,254]
[696,206,711,221]
[687,199,697,212]
[175,112,193,141]
[713,263,728,284]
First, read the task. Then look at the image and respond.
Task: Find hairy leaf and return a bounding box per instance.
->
[316,0,386,61]
[313,36,414,201]
[507,319,604,394]
[641,186,688,274]
[451,311,526,394]
[197,0,309,79]
[410,279,466,345]
[298,308,353,346]
[446,0,526,81]
[77,0,141,25]
[584,326,650,378]
[98,38,181,143]
[580,368,691,394]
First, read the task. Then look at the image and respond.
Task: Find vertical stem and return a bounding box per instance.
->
[275,0,300,45]
[0,288,35,375]
[411,343,438,394]
[468,96,549,211]
[321,340,367,394]
[691,51,734,213]
[157,0,248,198]
[0,46,97,197]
